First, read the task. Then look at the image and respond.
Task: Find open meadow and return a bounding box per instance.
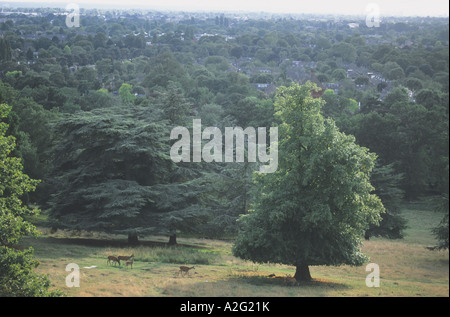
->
[24,200,448,297]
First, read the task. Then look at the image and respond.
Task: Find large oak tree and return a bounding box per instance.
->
[232,83,385,281]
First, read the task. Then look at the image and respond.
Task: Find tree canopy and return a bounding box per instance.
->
[0,103,62,296]
[232,83,385,281]
[47,105,174,241]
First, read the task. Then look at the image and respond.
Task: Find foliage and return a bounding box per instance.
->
[365,163,407,239]
[48,106,174,237]
[118,83,136,104]
[0,104,41,246]
[0,37,12,61]
[232,83,385,281]
[0,103,62,297]
[429,194,449,251]
[0,7,447,263]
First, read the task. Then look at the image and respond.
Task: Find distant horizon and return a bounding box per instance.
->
[1,0,449,17]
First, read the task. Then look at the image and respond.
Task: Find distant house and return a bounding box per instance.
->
[325,83,339,89]
[252,83,269,89]
[251,83,276,95]
[347,69,356,78]
[251,67,273,74]
[291,61,316,69]
[324,83,339,94]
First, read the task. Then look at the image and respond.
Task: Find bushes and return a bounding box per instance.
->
[0,247,63,297]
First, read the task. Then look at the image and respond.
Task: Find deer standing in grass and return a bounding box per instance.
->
[107,255,120,266]
[126,258,134,269]
[179,266,195,277]
[118,254,134,266]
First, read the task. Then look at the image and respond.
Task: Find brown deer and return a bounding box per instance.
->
[118,254,134,264]
[126,258,134,269]
[179,266,195,276]
[107,255,120,266]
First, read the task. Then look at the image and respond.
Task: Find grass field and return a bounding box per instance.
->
[23,200,448,297]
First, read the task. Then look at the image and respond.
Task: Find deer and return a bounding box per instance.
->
[126,258,134,269]
[179,266,195,276]
[118,254,134,264]
[107,255,120,266]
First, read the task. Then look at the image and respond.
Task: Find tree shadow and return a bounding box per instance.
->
[36,236,169,248]
[28,227,211,249]
[229,273,351,291]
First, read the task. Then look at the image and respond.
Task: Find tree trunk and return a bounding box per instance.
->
[128,232,139,245]
[168,234,177,246]
[294,264,312,282]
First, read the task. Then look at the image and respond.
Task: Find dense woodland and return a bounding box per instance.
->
[0,7,448,295]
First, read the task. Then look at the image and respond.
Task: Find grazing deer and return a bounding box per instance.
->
[179,266,195,276]
[126,258,134,269]
[118,254,134,264]
[107,255,120,266]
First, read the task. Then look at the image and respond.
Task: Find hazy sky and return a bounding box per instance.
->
[2,0,450,17]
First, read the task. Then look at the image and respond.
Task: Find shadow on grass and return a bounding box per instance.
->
[157,274,352,297]
[29,234,209,249]
[37,236,168,248]
[230,273,350,291]
[22,234,218,266]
